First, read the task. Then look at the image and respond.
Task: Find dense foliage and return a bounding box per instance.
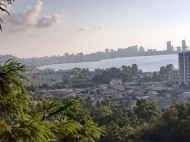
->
[92,65,138,84]
[0,60,103,142]
[82,95,190,142]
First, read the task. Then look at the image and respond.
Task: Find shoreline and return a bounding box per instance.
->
[38,53,178,68]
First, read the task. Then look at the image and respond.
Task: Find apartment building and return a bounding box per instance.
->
[42,73,62,87]
[178,51,190,86]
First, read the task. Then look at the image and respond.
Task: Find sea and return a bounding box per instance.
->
[38,54,179,72]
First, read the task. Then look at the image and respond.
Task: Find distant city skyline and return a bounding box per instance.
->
[1,0,190,57]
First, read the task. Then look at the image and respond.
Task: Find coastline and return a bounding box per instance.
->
[38,54,178,72]
[38,53,178,68]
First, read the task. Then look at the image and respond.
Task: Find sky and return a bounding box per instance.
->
[1,0,190,58]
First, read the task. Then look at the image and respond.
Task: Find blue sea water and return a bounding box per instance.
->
[39,54,178,72]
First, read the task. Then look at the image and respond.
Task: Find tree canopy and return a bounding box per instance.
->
[0,60,104,141]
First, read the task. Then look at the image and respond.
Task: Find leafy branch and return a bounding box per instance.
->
[0,0,14,31]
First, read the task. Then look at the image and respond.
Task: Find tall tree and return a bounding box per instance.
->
[0,60,54,141]
[134,99,160,122]
[131,64,138,76]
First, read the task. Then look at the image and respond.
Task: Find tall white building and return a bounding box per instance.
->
[167,41,172,51]
[182,40,187,51]
[178,51,190,86]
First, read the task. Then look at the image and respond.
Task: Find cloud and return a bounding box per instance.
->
[97,25,103,30]
[78,26,91,32]
[3,1,62,32]
[5,1,42,32]
[36,13,61,28]
[78,25,104,32]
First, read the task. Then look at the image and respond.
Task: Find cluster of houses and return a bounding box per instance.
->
[22,67,63,87]
[32,76,188,110]
[22,66,189,110]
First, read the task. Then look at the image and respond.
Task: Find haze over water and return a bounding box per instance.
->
[39,54,178,72]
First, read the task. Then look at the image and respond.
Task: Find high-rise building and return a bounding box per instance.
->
[178,51,190,86]
[105,49,109,55]
[177,47,182,52]
[167,41,172,51]
[128,45,138,53]
[147,49,153,52]
[182,40,187,51]
[110,49,114,52]
[65,53,69,57]
[171,46,174,52]
[168,69,179,82]
[139,46,145,52]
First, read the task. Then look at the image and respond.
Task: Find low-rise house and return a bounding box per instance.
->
[148,91,159,95]
[113,93,123,99]
[99,84,108,90]
[110,85,125,91]
[181,92,190,100]
[137,96,150,100]
[92,95,103,105]
[42,73,62,87]
[109,78,122,85]
[172,83,179,89]
[23,74,43,86]
[132,75,138,81]
[138,72,153,79]
[141,82,160,87]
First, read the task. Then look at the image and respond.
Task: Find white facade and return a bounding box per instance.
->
[138,72,153,79]
[109,78,122,85]
[42,73,62,86]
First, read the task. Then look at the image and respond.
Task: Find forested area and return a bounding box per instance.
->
[84,96,190,142]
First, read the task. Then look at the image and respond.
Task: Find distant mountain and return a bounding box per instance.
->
[0,54,21,63]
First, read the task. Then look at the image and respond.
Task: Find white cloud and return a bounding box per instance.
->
[36,13,61,28]
[78,26,91,31]
[5,1,42,32]
[78,25,104,32]
[3,1,62,32]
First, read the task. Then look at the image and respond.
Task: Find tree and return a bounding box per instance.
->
[131,64,138,76]
[0,60,104,141]
[160,66,166,78]
[118,72,131,83]
[138,69,143,74]
[37,97,104,142]
[152,71,157,80]
[121,65,127,72]
[166,64,174,72]
[0,60,54,141]
[134,99,160,122]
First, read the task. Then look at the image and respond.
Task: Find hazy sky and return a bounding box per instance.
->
[1,0,190,58]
